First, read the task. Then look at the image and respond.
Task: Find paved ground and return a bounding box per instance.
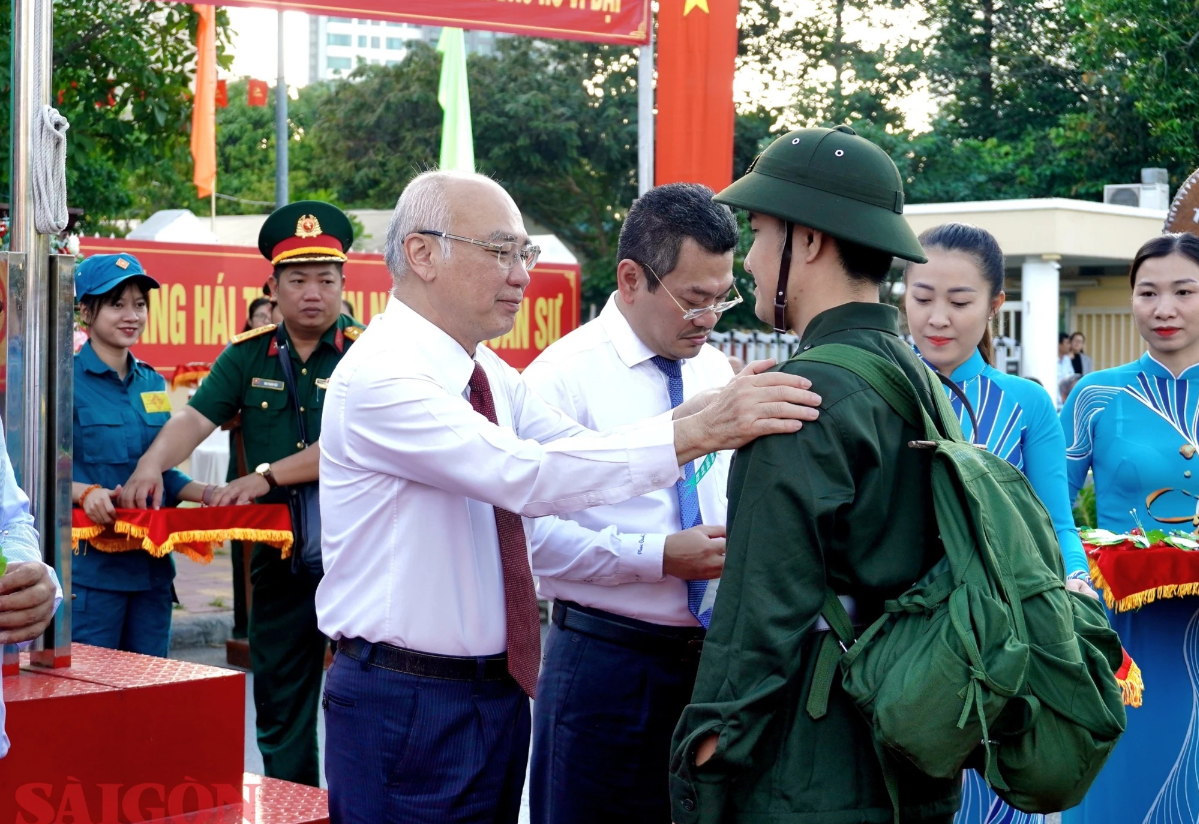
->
[173,541,237,616]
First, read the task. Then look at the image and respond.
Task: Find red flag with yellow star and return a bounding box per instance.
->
[654,0,738,192]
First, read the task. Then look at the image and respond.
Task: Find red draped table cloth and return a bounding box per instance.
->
[72,504,293,564]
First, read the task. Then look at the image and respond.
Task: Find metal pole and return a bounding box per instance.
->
[276,10,289,209]
[9,0,64,668]
[10,0,52,545]
[637,21,654,196]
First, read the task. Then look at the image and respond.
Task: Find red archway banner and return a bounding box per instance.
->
[182,0,650,45]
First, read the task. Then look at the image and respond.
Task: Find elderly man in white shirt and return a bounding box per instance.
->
[316,170,823,824]
[523,183,742,824]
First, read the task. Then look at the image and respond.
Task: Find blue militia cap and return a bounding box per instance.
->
[75,253,160,300]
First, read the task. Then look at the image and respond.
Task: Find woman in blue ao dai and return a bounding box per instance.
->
[905,223,1098,824]
[1060,234,1199,824]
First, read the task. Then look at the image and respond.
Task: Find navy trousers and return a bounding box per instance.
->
[323,646,531,824]
[72,582,174,657]
[530,618,700,824]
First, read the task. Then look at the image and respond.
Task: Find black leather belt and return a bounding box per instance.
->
[336,637,510,681]
[552,600,705,662]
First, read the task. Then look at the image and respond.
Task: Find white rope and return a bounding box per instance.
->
[32,104,69,235]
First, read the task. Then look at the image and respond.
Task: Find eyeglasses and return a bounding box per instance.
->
[640,262,744,322]
[416,230,541,271]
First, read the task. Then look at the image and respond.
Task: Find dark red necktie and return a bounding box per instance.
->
[468,362,541,697]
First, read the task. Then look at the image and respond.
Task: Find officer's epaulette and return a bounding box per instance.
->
[231,324,277,345]
[343,325,363,342]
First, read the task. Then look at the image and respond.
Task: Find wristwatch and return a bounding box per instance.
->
[255,462,279,490]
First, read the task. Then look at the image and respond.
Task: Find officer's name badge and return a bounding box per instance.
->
[140,391,172,413]
[314,378,330,390]
[252,378,285,391]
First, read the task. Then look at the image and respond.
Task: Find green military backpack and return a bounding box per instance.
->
[794,344,1126,819]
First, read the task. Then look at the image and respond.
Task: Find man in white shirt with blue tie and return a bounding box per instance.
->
[524,184,741,824]
[316,170,823,824]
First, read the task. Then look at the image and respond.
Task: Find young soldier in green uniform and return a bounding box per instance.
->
[121,201,363,787]
[669,126,962,823]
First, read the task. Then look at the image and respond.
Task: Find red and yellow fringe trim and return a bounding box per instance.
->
[1086,557,1199,613]
[1117,657,1144,708]
[72,524,294,563]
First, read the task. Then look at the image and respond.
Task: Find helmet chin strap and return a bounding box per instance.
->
[773,221,794,333]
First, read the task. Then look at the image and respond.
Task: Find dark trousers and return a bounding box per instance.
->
[72,582,173,657]
[249,544,327,787]
[323,645,531,824]
[530,615,701,824]
[231,540,248,639]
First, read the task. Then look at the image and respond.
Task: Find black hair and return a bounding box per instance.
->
[617,183,739,292]
[832,236,894,284]
[1129,233,1199,287]
[907,222,1005,365]
[244,297,273,332]
[1059,332,1072,344]
[79,278,152,326]
[1070,331,1085,342]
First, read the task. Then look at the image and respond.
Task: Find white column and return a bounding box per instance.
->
[1021,255,1061,394]
[637,22,655,196]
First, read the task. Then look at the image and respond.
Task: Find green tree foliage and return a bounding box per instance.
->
[1070,0,1199,169]
[899,0,1186,203]
[125,78,335,219]
[738,0,920,131]
[0,0,232,227]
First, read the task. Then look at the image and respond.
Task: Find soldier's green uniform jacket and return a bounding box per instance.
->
[669,302,961,824]
[189,314,362,492]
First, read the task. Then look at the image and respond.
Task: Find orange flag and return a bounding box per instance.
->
[190,4,217,199]
[654,0,738,192]
[215,78,228,108]
[247,79,270,107]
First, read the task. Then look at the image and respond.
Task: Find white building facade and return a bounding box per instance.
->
[308,16,503,81]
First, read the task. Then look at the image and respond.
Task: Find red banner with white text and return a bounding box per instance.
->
[78,237,580,371]
[181,0,649,46]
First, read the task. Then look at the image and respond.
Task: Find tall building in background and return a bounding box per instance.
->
[309,16,503,82]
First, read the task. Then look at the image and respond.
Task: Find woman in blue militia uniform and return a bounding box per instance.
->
[71,253,210,657]
[905,224,1097,824]
[1060,233,1199,824]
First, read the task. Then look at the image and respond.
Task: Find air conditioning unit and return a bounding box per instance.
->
[1104,182,1170,211]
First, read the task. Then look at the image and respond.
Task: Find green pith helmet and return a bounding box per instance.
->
[258,200,354,267]
[715,125,926,264]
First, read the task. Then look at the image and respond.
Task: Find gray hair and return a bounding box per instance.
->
[385,169,508,282]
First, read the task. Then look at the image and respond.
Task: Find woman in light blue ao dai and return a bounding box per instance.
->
[904,223,1099,824]
[1061,233,1199,824]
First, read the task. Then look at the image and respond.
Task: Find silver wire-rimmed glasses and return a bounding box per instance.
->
[641,261,744,321]
[416,230,542,271]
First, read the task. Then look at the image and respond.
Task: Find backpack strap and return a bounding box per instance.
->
[791,344,966,445]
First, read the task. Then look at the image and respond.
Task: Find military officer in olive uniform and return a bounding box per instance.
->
[669,127,963,823]
[122,200,362,787]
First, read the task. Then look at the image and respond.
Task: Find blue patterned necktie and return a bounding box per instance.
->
[651,355,716,628]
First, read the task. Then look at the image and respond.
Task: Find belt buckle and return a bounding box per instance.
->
[684,638,704,662]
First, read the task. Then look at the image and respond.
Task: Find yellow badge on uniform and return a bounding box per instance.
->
[314,378,330,390]
[141,391,172,413]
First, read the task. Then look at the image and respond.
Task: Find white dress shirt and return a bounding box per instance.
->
[523,296,734,626]
[316,297,683,657]
[0,426,58,759]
